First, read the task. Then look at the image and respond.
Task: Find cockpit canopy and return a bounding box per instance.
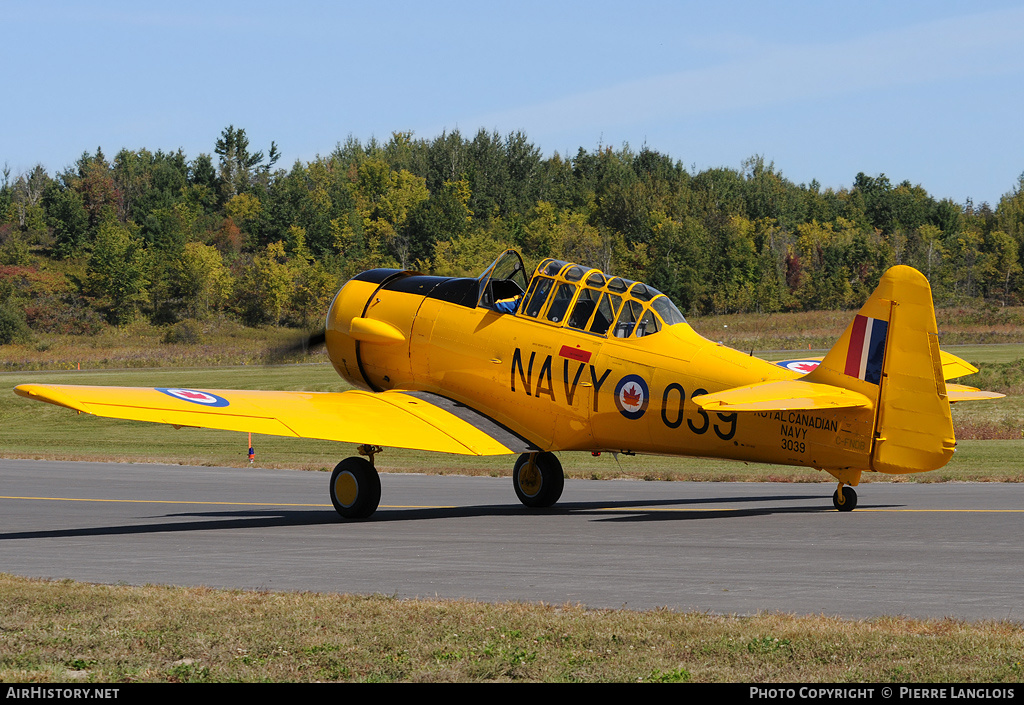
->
[479,251,686,340]
[477,249,530,309]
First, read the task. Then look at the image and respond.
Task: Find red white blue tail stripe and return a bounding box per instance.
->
[844,315,888,385]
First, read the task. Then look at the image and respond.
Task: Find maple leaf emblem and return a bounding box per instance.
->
[177,390,209,400]
[793,361,819,373]
[622,384,642,407]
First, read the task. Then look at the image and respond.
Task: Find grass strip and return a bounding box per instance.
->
[1,575,1021,683]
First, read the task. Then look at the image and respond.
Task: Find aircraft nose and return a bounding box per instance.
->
[325,278,378,388]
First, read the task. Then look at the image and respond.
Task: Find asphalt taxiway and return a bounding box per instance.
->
[1,458,1021,620]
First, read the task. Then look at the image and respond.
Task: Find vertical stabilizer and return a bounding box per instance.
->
[806,266,955,474]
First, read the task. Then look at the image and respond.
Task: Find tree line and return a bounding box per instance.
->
[2,125,1023,343]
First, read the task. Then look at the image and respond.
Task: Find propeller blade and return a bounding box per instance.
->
[266,328,326,362]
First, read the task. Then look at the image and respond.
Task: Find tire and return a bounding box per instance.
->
[329,457,381,519]
[832,486,858,512]
[513,452,564,508]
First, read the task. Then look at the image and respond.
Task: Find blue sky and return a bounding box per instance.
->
[3,0,1024,205]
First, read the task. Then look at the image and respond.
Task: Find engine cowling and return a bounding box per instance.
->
[325,269,406,391]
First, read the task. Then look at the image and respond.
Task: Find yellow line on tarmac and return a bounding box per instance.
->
[1,495,326,507]
[594,506,1024,513]
[385,505,458,509]
[596,506,737,512]
[859,508,1024,513]
[0,495,453,510]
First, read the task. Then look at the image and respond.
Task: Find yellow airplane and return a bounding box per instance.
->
[14,250,1003,519]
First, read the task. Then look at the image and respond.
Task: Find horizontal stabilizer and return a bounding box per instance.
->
[945,383,1005,403]
[693,379,872,413]
[939,350,978,380]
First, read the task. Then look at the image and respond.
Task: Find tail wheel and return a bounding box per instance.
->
[832,485,858,512]
[330,457,381,519]
[513,452,564,508]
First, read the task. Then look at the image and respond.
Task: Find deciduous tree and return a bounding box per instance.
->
[85,222,150,325]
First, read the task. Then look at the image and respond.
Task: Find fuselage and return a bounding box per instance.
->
[324,256,876,473]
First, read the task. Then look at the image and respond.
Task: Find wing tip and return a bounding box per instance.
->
[14,384,89,413]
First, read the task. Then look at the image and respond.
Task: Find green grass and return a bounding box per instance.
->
[942,344,1024,365]
[1,575,1021,683]
[0,318,308,372]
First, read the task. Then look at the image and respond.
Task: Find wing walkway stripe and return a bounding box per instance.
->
[403,391,541,453]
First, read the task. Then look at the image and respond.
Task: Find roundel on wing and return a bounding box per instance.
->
[156,387,231,407]
[614,374,649,420]
[778,359,821,374]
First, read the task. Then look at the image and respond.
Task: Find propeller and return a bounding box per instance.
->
[266,327,327,363]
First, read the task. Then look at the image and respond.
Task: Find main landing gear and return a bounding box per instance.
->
[327,447,567,520]
[329,445,382,520]
[513,452,564,508]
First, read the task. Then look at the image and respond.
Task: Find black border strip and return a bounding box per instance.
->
[402,391,542,454]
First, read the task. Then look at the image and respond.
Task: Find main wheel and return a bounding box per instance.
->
[513,452,564,508]
[832,485,858,512]
[329,457,381,519]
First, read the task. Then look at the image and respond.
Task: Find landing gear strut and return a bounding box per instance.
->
[329,449,382,520]
[824,469,861,512]
[513,452,564,508]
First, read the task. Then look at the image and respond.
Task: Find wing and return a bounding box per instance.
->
[14,384,537,456]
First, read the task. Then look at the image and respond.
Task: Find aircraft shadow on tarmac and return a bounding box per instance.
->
[0,493,903,540]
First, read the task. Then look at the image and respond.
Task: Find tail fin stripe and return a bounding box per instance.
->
[844,315,868,378]
[864,317,888,385]
[844,315,888,385]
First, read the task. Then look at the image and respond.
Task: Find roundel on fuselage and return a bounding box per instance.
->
[614,374,649,420]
